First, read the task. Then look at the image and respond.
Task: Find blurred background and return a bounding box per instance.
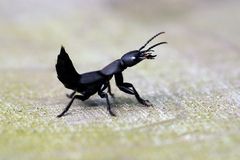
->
[1,0,239,70]
[0,0,239,160]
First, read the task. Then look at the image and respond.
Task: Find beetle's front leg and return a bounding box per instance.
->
[119,83,153,107]
[115,73,153,107]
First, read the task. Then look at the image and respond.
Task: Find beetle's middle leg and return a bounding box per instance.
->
[98,84,116,116]
[115,73,153,106]
[107,82,115,98]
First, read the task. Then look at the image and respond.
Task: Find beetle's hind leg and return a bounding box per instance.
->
[66,91,76,98]
[57,94,89,118]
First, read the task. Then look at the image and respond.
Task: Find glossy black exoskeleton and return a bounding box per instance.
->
[56,32,167,117]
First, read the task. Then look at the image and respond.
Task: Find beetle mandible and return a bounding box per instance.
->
[56,32,167,117]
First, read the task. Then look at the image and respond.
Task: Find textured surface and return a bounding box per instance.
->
[0,0,240,160]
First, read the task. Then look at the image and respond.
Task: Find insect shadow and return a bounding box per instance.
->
[77,96,138,108]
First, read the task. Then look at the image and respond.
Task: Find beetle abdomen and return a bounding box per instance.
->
[56,46,79,90]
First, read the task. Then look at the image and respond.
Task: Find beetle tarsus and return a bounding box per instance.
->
[140,99,153,107]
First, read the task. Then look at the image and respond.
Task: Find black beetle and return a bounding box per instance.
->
[56,32,167,117]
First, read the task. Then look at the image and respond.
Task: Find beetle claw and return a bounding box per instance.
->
[140,99,153,107]
[143,53,157,59]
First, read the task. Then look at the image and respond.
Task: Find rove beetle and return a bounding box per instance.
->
[56,32,167,117]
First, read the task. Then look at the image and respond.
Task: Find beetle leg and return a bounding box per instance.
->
[98,84,116,116]
[98,91,116,116]
[118,83,153,106]
[107,82,115,98]
[115,73,153,107]
[57,94,89,118]
[66,91,76,98]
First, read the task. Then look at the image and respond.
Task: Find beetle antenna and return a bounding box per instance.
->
[146,42,167,51]
[139,32,165,51]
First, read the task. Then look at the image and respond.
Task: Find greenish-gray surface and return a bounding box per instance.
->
[0,0,240,160]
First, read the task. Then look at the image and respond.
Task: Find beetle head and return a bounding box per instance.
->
[121,50,143,67]
[121,32,167,67]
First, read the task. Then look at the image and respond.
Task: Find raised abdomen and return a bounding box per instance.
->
[56,46,79,90]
